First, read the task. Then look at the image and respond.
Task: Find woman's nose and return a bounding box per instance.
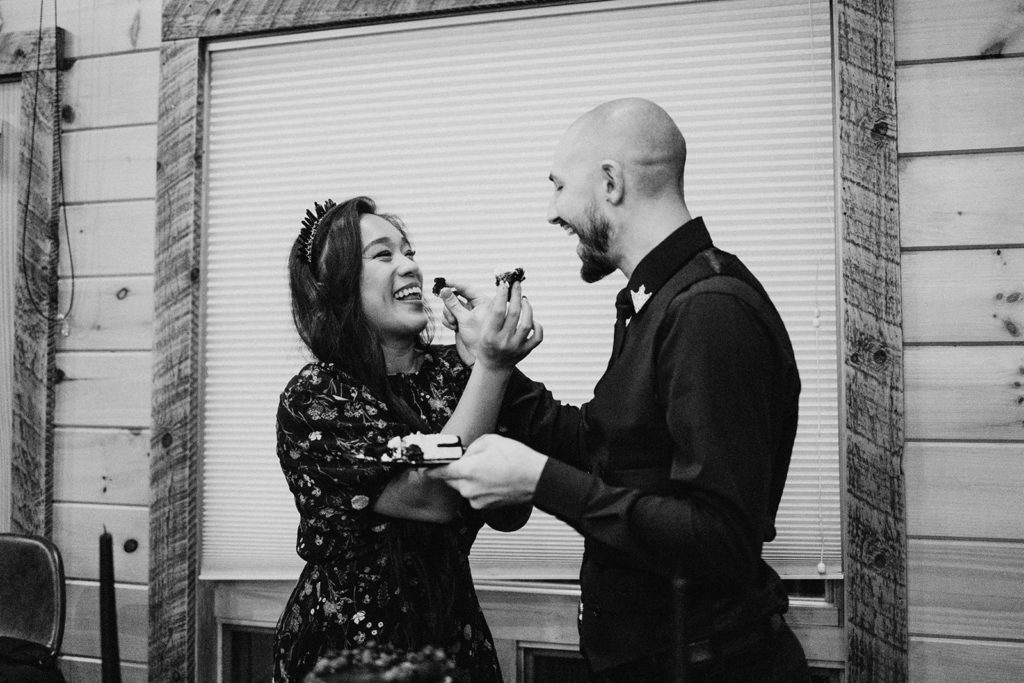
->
[397,253,420,274]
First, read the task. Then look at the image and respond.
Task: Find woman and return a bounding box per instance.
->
[274,196,540,682]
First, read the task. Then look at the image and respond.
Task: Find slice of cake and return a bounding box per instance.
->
[383,433,464,463]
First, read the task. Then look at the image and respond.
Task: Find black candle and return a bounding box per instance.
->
[99,528,122,683]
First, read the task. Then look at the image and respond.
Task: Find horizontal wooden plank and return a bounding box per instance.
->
[54,427,150,505]
[64,580,148,663]
[791,626,846,670]
[905,441,1024,540]
[909,538,1024,640]
[902,248,1024,343]
[214,580,293,627]
[62,126,157,203]
[163,0,561,40]
[58,200,156,277]
[52,502,149,583]
[54,351,152,427]
[905,346,1024,441]
[56,275,154,351]
[910,636,1024,683]
[897,59,1024,154]
[479,586,579,646]
[61,656,147,683]
[0,0,161,58]
[63,51,159,129]
[895,0,1024,62]
[899,152,1024,248]
[0,26,64,75]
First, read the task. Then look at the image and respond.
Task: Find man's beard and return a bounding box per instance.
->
[575,204,616,283]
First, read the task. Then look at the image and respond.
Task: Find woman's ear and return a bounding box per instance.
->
[600,160,624,205]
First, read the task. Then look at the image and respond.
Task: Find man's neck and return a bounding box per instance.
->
[616,205,692,279]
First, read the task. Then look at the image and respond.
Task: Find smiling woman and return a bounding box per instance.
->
[273,195,541,682]
[358,214,431,360]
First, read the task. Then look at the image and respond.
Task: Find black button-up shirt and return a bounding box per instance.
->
[500,218,801,671]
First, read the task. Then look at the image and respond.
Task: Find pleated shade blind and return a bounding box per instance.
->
[201,0,841,581]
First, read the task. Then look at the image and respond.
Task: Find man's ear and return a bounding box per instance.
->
[600,160,624,205]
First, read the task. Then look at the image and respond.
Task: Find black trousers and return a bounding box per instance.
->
[588,617,811,683]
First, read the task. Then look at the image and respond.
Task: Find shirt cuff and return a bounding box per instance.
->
[533,457,591,527]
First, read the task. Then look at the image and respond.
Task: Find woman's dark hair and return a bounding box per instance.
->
[288,196,429,430]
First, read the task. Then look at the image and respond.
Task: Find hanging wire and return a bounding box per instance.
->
[805,0,833,577]
[19,0,75,332]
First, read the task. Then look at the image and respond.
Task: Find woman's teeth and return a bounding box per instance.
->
[394,285,422,301]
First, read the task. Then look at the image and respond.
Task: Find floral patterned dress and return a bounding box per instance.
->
[273,346,502,682]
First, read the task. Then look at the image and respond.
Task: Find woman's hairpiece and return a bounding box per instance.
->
[298,199,337,263]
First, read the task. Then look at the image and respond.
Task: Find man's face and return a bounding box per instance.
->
[547,152,617,283]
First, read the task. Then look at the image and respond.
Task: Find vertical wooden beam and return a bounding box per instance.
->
[3,28,66,536]
[150,37,204,683]
[835,1,907,681]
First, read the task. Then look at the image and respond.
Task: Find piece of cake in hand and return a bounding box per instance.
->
[431,277,448,296]
[493,267,525,299]
[385,433,464,464]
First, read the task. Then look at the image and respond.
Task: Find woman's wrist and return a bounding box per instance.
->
[472,356,516,375]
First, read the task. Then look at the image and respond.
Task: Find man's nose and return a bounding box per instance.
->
[546,196,560,225]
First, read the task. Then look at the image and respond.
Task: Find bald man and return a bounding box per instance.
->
[432,99,810,682]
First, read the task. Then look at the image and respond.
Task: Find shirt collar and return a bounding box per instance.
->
[616,217,713,317]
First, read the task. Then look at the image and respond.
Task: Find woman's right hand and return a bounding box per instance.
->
[441,280,543,370]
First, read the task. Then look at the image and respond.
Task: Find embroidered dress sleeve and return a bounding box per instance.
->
[277,365,396,559]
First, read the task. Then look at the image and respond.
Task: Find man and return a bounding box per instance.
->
[431,98,810,682]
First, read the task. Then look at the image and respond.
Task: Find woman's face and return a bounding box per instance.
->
[359,213,428,346]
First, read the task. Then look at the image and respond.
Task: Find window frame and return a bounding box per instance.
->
[152,0,906,680]
[1,27,67,535]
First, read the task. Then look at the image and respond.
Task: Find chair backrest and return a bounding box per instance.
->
[0,533,66,658]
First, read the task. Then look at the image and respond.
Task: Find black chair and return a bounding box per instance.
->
[0,533,68,683]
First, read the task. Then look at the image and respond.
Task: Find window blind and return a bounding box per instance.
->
[201,0,840,581]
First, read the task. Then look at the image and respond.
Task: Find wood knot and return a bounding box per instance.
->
[981,39,1006,57]
[161,432,173,448]
[870,120,889,140]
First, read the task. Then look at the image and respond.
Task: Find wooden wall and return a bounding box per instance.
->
[2,0,1023,680]
[0,0,161,680]
[895,1,1024,680]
